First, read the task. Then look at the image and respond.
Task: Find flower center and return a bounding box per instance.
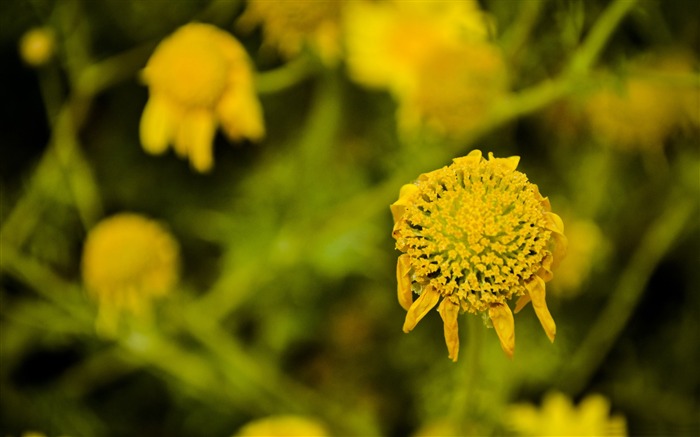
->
[146,33,228,107]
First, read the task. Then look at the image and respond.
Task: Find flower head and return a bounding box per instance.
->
[344,0,491,96]
[140,23,264,172]
[583,52,698,151]
[397,42,508,138]
[233,415,329,436]
[19,27,55,67]
[391,150,566,360]
[82,213,180,333]
[344,0,505,138]
[506,391,627,436]
[238,0,344,65]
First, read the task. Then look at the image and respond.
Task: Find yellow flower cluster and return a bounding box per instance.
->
[238,0,344,65]
[82,213,179,334]
[391,150,566,360]
[584,52,699,151]
[507,391,628,436]
[344,0,507,138]
[140,23,264,172]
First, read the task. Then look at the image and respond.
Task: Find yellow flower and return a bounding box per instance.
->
[140,23,264,172]
[238,0,344,65]
[19,27,55,67]
[584,52,698,151]
[507,391,628,436]
[391,150,566,360]
[344,0,491,96]
[397,42,508,138]
[233,415,329,436]
[82,213,179,334]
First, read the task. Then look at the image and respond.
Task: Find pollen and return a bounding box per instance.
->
[392,150,566,360]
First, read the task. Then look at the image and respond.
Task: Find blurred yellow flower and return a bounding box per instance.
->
[584,52,698,151]
[238,0,344,65]
[344,0,491,96]
[551,217,607,297]
[233,415,329,436]
[82,213,180,334]
[140,23,264,172]
[397,42,508,138]
[391,150,566,360]
[19,27,55,67]
[507,391,627,436]
[344,0,505,138]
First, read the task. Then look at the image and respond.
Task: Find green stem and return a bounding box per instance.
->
[560,192,697,394]
[566,0,639,75]
[186,316,381,435]
[256,56,317,94]
[449,316,482,428]
[75,41,156,97]
[195,70,341,321]
[502,0,547,62]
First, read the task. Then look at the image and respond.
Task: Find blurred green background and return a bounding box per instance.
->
[1,0,699,436]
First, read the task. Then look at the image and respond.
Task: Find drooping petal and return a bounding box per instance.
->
[140,95,177,155]
[402,286,440,333]
[543,211,567,268]
[217,77,265,142]
[514,293,531,313]
[438,298,460,361]
[390,184,419,224]
[176,109,217,172]
[525,275,556,342]
[537,254,554,282]
[544,211,565,235]
[540,195,552,212]
[396,254,413,311]
[489,303,515,358]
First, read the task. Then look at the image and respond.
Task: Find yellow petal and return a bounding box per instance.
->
[438,298,460,361]
[513,293,531,313]
[397,254,413,311]
[488,151,520,172]
[578,394,612,427]
[176,109,217,173]
[488,303,515,358]
[544,211,567,268]
[140,95,177,155]
[537,254,554,282]
[544,211,565,234]
[525,275,556,342]
[217,79,265,142]
[390,184,419,223]
[402,286,440,333]
[452,149,482,166]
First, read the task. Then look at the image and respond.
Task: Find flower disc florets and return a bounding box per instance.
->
[391,150,566,360]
